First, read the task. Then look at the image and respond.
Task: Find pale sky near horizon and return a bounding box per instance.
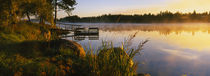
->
[58,0,210,18]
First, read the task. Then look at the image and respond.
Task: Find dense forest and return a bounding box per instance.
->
[59,11,210,23]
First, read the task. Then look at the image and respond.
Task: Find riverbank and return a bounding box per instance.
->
[0,22,148,76]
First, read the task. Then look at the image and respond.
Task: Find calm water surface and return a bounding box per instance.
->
[63,23,210,76]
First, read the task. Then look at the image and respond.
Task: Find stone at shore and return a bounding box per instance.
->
[137,73,151,76]
[49,39,86,57]
[15,39,86,58]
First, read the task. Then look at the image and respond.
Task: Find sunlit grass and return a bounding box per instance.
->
[84,33,149,76]
[0,40,148,76]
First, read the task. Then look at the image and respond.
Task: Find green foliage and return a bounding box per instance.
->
[0,0,77,25]
[55,0,77,16]
[35,0,54,24]
[0,0,19,25]
[0,22,52,43]
[0,0,56,25]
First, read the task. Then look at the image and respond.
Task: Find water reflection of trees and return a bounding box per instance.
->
[100,24,210,36]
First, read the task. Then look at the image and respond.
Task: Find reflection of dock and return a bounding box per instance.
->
[73,35,99,40]
[75,28,99,35]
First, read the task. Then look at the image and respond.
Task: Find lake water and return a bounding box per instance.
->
[62,23,210,76]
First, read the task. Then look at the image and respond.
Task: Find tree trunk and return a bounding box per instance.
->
[40,18,42,24]
[40,17,45,24]
[54,0,57,24]
[26,12,31,22]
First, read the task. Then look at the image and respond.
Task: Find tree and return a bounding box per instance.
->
[35,0,54,25]
[53,0,77,24]
[0,0,10,25]
[19,0,37,22]
[0,0,24,25]
[0,0,54,25]
[0,0,76,26]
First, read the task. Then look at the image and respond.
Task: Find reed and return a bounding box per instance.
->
[85,33,149,76]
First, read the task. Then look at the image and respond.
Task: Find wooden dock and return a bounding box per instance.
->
[57,23,99,40]
[74,28,99,35]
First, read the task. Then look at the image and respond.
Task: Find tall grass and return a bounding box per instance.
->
[85,33,149,76]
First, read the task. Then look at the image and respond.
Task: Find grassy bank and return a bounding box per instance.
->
[0,22,149,76]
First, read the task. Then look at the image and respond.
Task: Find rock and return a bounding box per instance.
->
[50,39,86,57]
[137,73,151,76]
[66,40,86,57]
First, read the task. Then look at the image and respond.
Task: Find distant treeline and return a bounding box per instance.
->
[59,11,210,23]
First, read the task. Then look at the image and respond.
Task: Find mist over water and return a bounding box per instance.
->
[64,23,210,76]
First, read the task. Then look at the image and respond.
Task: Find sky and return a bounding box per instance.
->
[58,0,210,18]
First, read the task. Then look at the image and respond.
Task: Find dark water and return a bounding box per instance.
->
[62,23,210,76]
